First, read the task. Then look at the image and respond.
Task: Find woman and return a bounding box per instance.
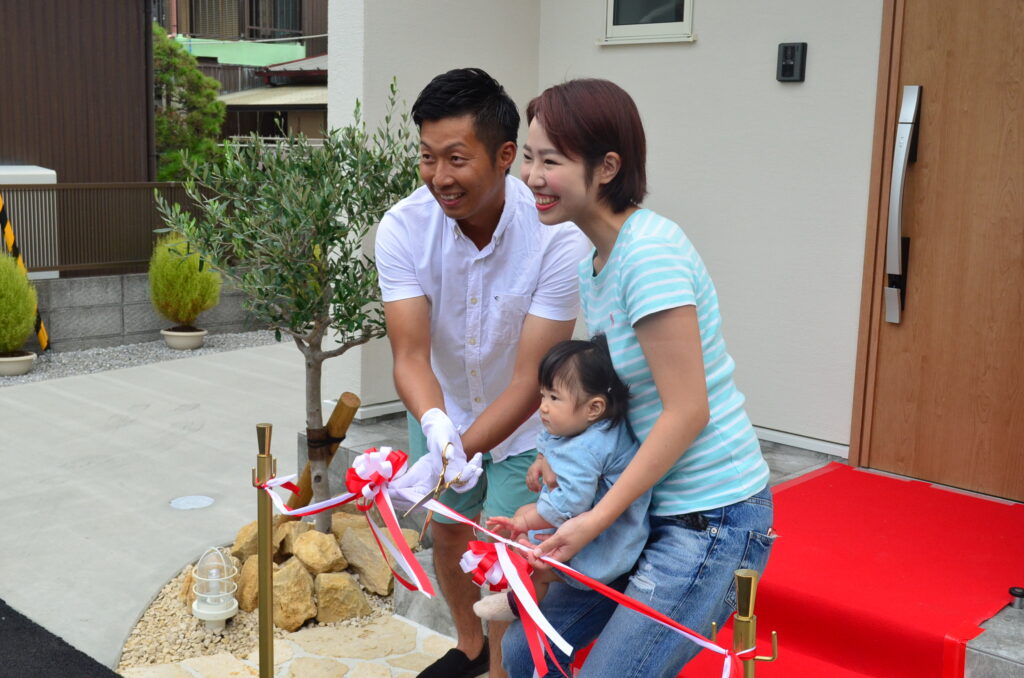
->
[502,79,775,677]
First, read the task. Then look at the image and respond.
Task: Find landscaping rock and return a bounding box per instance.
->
[294,530,347,574]
[315,572,372,623]
[340,529,393,596]
[274,521,312,556]
[330,512,370,541]
[273,557,316,632]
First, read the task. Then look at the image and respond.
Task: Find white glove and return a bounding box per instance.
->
[419,408,484,493]
[387,455,438,512]
[388,445,484,512]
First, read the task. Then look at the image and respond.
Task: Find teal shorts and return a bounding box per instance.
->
[405,413,539,524]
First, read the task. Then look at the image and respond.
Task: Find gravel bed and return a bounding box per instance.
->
[1,331,281,387]
[117,564,394,671]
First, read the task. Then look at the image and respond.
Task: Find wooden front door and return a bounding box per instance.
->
[852,0,1024,501]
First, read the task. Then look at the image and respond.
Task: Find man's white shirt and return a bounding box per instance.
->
[376,175,589,462]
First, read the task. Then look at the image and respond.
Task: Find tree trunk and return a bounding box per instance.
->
[306,426,332,533]
[284,392,361,522]
[304,345,332,532]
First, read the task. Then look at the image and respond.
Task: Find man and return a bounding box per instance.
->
[376,68,588,678]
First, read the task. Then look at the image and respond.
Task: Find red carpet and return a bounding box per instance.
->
[681,463,1024,678]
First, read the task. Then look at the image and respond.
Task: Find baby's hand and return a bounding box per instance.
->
[526,455,557,493]
[486,516,522,538]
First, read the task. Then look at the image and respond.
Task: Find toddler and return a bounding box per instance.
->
[475,335,650,620]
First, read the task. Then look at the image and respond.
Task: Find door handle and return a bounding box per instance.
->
[885,85,921,324]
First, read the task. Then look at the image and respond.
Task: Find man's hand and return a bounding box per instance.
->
[526,454,558,493]
[420,408,483,493]
[386,455,438,512]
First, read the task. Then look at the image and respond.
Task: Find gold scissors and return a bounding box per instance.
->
[404,443,470,540]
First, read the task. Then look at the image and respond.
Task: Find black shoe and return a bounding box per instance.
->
[417,638,490,678]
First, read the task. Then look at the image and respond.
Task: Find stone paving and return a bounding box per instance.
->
[119,616,455,678]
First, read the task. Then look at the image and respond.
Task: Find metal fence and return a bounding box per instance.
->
[0,183,198,275]
[199,63,262,94]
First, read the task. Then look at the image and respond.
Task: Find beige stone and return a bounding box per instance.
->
[289,617,417,659]
[388,652,443,671]
[294,530,347,574]
[274,520,312,556]
[120,664,194,678]
[314,572,372,623]
[244,637,293,665]
[178,565,196,609]
[236,556,258,612]
[273,557,316,632]
[423,634,457,657]
[347,665,389,678]
[340,529,393,595]
[231,521,259,561]
[329,512,369,541]
[283,657,349,678]
[181,652,258,677]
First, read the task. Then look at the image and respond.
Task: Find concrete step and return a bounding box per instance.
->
[393,548,459,639]
[966,606,1024,678]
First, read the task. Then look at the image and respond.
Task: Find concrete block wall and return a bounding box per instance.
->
[25,273,264,351]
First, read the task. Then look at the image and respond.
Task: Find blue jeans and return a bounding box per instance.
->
[502,485,775,678]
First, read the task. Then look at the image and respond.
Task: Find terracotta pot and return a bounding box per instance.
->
[0,351,37,376]
[161,328,208,350]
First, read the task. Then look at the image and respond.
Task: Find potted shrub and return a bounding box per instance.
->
[149,233,221,350]
[0,252,38,376]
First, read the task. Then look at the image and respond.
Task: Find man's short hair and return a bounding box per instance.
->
[526,79,647,213]
[412,67,520,159]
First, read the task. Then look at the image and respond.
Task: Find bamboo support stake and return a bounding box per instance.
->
[252,423,275,678]
[284,392,361,519]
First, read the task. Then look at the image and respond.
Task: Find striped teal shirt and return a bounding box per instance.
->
[579,209,769,515]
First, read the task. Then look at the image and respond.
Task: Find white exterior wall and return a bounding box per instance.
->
[328,1,882,445]
[538,1,883,448]
[327,1,541,417]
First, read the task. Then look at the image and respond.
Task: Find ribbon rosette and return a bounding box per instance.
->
[256,447,434,597]
[460,540,530,591]
[460,540,571,678]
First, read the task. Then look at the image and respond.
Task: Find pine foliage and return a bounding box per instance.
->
[153,23,226,181]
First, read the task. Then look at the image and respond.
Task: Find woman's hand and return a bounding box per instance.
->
[531,510,603,564]
[526,454,557,493]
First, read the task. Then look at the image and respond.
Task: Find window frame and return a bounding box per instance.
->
[602,0,695,45]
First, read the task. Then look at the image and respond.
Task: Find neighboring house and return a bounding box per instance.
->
[0,0,154,182]
[327,1,1024,504]
[153,0,328,137]
[219,54,328,140]
[154,0,327,95]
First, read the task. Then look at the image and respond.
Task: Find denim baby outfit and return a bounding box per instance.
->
[534,419,649,588]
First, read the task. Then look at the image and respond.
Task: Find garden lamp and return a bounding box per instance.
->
[191,547,239,631]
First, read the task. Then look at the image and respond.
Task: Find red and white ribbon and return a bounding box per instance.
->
[255,447,434,597]
[427,499,752,678]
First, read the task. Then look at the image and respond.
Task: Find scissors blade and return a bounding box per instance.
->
[402,489,438,518]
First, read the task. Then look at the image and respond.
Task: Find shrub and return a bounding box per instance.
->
[0,253,37,354]
[148,234,221,329]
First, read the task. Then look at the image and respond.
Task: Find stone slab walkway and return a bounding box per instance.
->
[119,616,455,678]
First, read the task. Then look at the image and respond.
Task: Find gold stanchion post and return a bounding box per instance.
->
[252,423,275,678]
[712,569,778,677]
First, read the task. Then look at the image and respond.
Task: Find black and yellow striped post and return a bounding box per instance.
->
[0,191,49,351]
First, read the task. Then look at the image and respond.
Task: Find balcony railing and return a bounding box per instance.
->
[0,183,199,275]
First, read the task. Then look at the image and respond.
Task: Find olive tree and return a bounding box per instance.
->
[157,84,419,530]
